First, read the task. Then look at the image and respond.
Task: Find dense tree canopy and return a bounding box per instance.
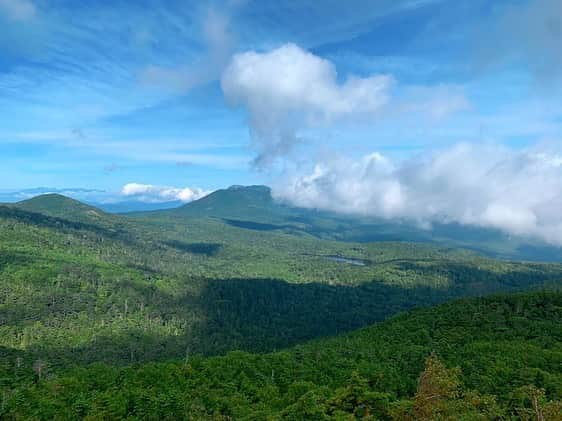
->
[1,292,561,419]
[1,193,561,419]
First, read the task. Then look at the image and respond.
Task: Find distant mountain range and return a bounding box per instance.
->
[0,187,184,213]
[7,184,562,262]
[1,184,561,418]
[0,187,104,202]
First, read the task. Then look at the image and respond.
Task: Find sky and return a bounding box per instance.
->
[1,0,562,243]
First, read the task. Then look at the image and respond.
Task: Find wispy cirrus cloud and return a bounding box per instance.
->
[0,0,252,185]
[141,6,237,92]
[0,130,250,169]
[0,0,36,21]
[476,0,562,87]
[233,0,445,50]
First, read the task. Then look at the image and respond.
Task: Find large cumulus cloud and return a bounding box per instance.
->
[222,43,394,167]
[273,143,562,245]
[222,44,469,167]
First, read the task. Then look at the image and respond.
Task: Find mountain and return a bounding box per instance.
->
[0,187,105,204]
[13,193,109,222]
[0,188,185,215]
[1,189,562,418]
[9,193,126,229]
[4,291,561,419]
[164,185,294,221]
[12,187,562,264]
[2,191,562,363]
[143,185,562,262]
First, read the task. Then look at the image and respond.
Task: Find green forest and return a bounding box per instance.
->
[1,188,561,419]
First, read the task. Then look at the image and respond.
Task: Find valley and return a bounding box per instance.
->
[0,186,561,419]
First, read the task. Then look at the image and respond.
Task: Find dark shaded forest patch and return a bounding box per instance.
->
[162,240,222,256]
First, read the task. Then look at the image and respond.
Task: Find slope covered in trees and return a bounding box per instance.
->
[2,200,562,366]
[141,185,562,262]
[2,291,561,419]
[14,194,111,224]
[1,193,562,419]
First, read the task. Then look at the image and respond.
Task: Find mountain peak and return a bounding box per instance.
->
[18,193,88,206]
[227,184,271,193]
[14,193,107,222]
[156,184,290,221]
[22,192,73,201]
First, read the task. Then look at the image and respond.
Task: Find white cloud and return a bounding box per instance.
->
[141,7,236,91]
[221,43,470,167]
[399,85,470,120]
[221,43,394,166]
[0,0,36,21]
[121,183,211,203]
[273,143,562,245]
[477,0,562,87]
[0,131,251,170]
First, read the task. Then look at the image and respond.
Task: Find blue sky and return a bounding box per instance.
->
[1,0,562,243]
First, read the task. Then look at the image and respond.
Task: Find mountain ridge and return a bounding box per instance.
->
[12,193,121,227]
[138,185,562,262]
[5,187,562,262]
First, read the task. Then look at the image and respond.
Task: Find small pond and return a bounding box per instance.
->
[325,256,368,266]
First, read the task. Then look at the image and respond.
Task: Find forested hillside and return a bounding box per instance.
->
[2,292,561,419]
[142,185,562,262]
[1,193,562,419]
[2,198,562,365]
[14,194,113,225]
